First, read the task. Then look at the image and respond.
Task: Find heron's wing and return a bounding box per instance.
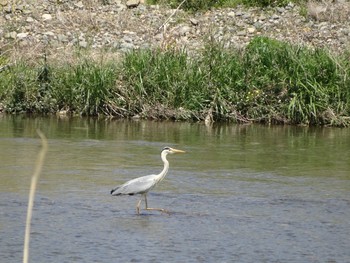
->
[111,174,157,196]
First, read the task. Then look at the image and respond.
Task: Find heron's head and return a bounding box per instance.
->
[162,146,186,155]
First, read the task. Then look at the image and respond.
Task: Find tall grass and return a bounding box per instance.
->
[51,60,119,116]
[242,37,349,125]
[0,36,349,126]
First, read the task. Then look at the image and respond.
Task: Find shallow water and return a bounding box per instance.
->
[0,116,349,262]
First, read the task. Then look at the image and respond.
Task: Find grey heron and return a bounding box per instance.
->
[111,147,185,214]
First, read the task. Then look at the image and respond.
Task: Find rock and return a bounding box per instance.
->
[5,31,17,39]
[247,27,256,34]
[243,13,251,19]
[23,9,32,15]
[15,5,24,12]
[17,32,28,39]
[271,14,280,20]
[227,11,235,17]
[120,42,135,50]
[287,2,295,8]
[57,34,68,42]
[190,18,199,26]
[154,33,163,41]
[0,0,8,6]
[123,36,133,43]
[126,0,139,8]
[115,3,126,12]
[26,17,34,23]
[178,25,191,36]
[44,31,55,37]
[4,5,11,13]
[42,14,52,21]
[74,1,84,9]
[236,30,246,36]
[79,40,88,48]
[276,7,285,13]
[253,22,263,30]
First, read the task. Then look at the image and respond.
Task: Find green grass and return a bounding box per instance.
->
[0,36,349,126]
[51,60,119,116]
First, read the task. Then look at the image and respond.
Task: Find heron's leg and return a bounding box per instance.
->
[144,194,148,209]
[136,197,143,215]
[144,194,169,214]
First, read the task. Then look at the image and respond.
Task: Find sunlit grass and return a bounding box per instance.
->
[51,60,119,116]
[0,36,349,126]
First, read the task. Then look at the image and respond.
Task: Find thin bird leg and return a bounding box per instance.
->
[136,197,143,215]
[144,194,169,214]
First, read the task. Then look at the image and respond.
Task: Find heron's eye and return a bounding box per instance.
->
[162,147,171,151]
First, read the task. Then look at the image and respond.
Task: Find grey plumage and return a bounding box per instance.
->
[110,147,185,214]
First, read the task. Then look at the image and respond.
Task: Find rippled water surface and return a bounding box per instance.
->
[1,116,349,262]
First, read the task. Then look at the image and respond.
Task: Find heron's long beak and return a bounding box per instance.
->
[170,148,186,153]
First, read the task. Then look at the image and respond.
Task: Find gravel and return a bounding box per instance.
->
[0,0,349,59]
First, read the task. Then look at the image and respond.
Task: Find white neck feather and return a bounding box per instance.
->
[156,151,169,183]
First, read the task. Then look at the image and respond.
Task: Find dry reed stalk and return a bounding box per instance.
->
[156,0,187,34]
[23,130,48,263]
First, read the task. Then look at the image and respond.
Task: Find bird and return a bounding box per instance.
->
[111,147,185,214]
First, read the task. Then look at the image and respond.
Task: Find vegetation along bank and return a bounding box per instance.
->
[0,0,349,126]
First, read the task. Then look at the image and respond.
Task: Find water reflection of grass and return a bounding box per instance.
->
[0,36,349,126]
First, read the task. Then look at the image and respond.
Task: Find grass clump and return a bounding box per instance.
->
[51,60,119,116]
[0,36,349,126]
[0,57,121,116]
[0,61,55,114]
[118,37,349,125]
[243,37,349,125]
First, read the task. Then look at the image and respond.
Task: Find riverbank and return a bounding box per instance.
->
[0,1,350,126]
[1,1,350,56]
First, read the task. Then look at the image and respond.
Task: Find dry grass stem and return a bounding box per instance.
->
[156,0,187,33]
[23,130,48,263]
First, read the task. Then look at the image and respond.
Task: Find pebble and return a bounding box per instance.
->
[5,31,17,39]
[247,27,256,33]
[74,1,84,9]
[227,11,235,17]
[0,1,349,55]
[42,14,52,21]
[189,18,198,26]
[17,32,28,39]
[178,25,191,36]
[26,17,34,23]
[44,31,55,36]
[126,0,139,8]
[237,30,246,36]
[79,40,88,48]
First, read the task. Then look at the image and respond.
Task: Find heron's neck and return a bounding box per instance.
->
[156,152,169,183]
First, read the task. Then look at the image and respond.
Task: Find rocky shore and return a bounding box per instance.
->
[0,0,350,60]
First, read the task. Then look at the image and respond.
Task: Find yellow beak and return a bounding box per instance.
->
[170,148,186,153]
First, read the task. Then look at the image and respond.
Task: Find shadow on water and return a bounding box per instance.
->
[0,115,350,262]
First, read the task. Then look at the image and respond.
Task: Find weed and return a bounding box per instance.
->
[0,36,349,126]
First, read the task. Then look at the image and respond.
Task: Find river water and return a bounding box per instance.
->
[0,115,349,263]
